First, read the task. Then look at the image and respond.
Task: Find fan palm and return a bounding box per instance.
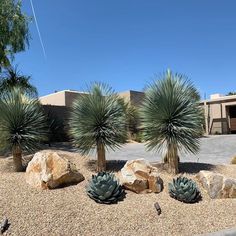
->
[0,88,47,171]
[141,70,203,174]
[0,66,37,97]
[70,83,127,172]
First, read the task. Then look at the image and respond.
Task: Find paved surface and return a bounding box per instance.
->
[50,135,236,165]
[103,135,236,164]
[199,228,236,236]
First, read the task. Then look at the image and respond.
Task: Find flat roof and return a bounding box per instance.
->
[40,90,88,99]
[200,94,236,104]
[40,89,143,99]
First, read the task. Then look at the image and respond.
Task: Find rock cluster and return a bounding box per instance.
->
[26,151,84,189]
[197,171,236,199]
[118,159,163,193]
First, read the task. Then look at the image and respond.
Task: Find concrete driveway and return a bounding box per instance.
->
[104,135,236,165]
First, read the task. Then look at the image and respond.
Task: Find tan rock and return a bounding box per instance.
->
[231,156,236,164]
[148,173,163,193]
[118,159,163,193]
[196,171,236,199]
[26,151,84,189]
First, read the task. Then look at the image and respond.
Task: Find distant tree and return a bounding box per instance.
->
[70,83,127,172]
[0,66,38,96]
[0,88,47,171]
[0,0,30,70]
[140,70,203,174]
[226,92,236,96]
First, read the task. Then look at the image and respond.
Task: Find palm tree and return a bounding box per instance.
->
[70,83,127,172]
[0,66,38,97]
[140,70,203,174]
[0,88,47,171]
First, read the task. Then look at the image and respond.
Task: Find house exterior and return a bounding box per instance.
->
[40,90,88,107]
[40,90,145,108]
[200,94,236,134]
[40,90,236,135]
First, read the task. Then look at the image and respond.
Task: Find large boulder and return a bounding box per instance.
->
[118,159,163,193]
[196,171,236,199]
[26,151,85,189]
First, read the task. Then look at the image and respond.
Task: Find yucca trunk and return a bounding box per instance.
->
[166,143,179,174]
[12,145,24,172]
[97,142,106,172]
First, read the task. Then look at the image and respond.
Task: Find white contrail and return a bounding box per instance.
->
[30,0,47,59]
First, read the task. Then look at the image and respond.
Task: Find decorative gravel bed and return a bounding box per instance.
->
[0,150,235,236]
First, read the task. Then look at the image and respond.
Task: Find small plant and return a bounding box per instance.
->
[168,176,201,203]
[86,172,125,204]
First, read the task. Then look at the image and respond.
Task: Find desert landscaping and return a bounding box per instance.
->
[1,1,236,235]
[0,147,235,236]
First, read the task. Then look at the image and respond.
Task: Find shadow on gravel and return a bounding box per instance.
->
[86,160,217,174]
[86,160,127,172]
[153,162,217,175]
[179,162,216,174]
[44,142,78,152]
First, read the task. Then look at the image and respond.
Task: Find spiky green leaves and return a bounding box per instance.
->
[0,88,47,152]
[168,176,201,203]
[140,70,203,155]
[86,172,125,204]
[70,83,127,155]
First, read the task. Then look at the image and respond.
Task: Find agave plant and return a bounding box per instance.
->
[70,83,127,172]
[86,172,125,204]
[0,88,47,171]
[168,176,201,203]
[140,69,204,174]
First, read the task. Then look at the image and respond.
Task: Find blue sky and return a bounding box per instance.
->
[15,0,236,98]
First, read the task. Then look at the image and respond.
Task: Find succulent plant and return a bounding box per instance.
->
[86,172,125,204]
[168,176,201,203]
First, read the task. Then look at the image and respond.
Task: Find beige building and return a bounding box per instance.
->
[40,89,145,107]
[40,90,88,107]
[40,90,236,135]
[201,94,236,134]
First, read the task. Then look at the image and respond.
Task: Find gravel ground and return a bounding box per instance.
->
[0,150,236,236]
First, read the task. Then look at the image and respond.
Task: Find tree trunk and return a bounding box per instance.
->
[97,142,106,172]
[12,145,24,172]
[166,144,179,174]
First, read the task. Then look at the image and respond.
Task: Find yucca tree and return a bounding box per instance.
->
[70,83,127,172]
[0,66,38,97]
[141,70,203,174]
[0,88,47,171]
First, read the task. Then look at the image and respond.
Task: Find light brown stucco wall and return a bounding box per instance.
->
[40,91,66,106]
